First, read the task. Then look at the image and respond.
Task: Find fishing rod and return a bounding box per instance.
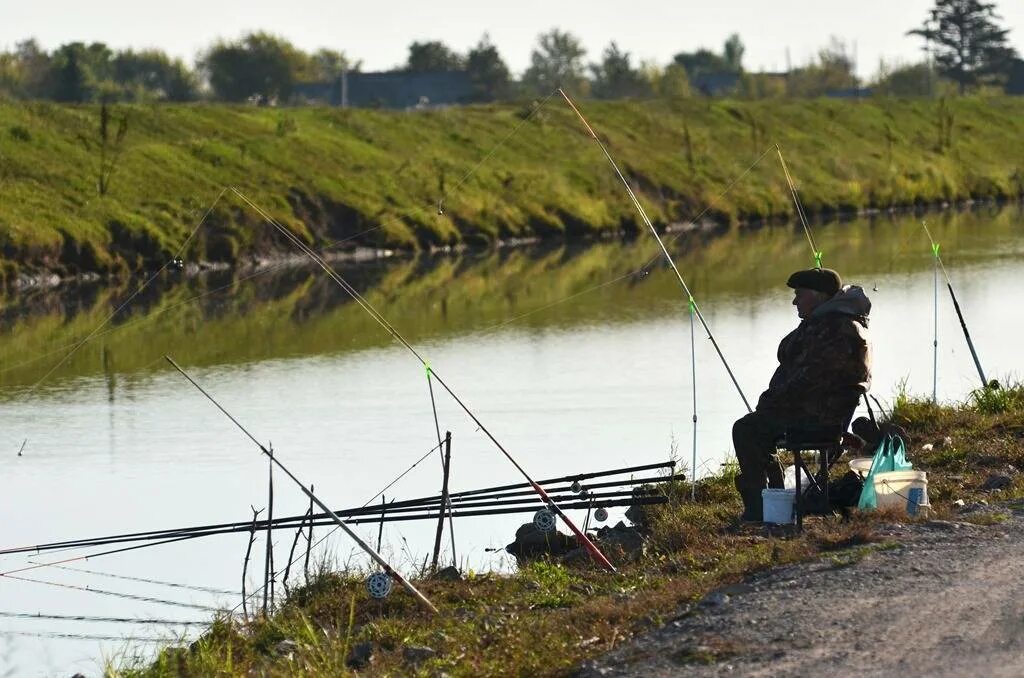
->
[230,188,617,573]
[920,221,989,389]
[340,495,667,525]
[2,475,673,557]
[163,355,438,615]
[558,89,751,415]
[0,465,670,555]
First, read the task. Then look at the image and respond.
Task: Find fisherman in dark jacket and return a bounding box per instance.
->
[733,268,872,521]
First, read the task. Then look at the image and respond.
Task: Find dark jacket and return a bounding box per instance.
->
[756,285,872,426]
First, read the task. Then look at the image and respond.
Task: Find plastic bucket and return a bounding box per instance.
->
[848,457,873,478]
[762,488,796,524]
[873,470,929,514]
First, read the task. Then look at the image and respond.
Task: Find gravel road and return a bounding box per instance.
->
[580,504,1024,677]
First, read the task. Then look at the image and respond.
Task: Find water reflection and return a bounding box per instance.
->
[1,203,1019,396]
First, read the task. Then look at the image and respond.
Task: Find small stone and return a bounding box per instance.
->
[921,443,934,452]
[274,639,298,658]
[403,644,437,663]
[699,591,730,608]
[953,499,965,508]
[346,641,375,669]
[981,474,1012,491]
[432,565,463,582]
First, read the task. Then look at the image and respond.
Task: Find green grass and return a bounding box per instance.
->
[2,97,1024,282]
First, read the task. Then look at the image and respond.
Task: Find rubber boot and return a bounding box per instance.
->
[767,454,785,489]
[735,475,763,522]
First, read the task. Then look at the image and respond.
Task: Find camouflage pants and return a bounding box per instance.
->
[732,411,787,494]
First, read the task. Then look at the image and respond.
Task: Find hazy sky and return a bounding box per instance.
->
[4,1,1023,79]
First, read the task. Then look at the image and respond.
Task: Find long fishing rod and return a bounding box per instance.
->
[163,355,438,615]
[230,188,617,573]
[341,495,667,525]
[920,221,989,390]
[4,475,672,557]
[0,460,670,556]
[558,90,751,414]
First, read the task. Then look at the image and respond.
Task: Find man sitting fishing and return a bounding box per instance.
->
[733,267,872,522]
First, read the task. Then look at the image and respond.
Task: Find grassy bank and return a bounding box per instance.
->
[112,382,1024,676]
[1,97,1023,282]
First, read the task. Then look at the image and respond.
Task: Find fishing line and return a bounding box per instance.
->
[10,188,227,402]
[920,220,989,388]
[0,629,168,642]
[230,188,616,571]
[559,89,752,413]
[0,611,205,625]
[35,564,236,597]
[776,146,821,267]
[1,573,219,611]
[0,533,207,578]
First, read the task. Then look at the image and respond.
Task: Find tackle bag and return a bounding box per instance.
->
[798,471,864,516]
[857,432,912,510]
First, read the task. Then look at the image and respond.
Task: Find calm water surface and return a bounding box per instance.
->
[1,205,1022,673]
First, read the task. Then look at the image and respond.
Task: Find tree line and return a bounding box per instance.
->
[0,0,1020,104]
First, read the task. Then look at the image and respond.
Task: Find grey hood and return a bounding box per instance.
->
[811,284,871,322]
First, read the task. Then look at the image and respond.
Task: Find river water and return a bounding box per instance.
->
[1,205,1022,673]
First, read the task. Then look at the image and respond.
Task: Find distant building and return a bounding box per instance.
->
[1007,58,1024,96]
[690,72,740,97]
[293,71,474,109]
[825,87,873,99]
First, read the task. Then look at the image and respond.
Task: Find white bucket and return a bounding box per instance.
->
[762,488,796,524]
[874,470,929,515]
[848,457,873,478]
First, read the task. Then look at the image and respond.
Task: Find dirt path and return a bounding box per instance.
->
[580,505,1024,677]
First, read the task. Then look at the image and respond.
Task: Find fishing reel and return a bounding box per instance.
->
[365,572,393,600]
[533,508,557,533]
[593,507,609,523]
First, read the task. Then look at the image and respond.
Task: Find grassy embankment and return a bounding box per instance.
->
[113,383,1024,676]
[1,97,1023,282]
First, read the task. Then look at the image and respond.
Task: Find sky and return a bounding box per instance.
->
[3,0,1023,80]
